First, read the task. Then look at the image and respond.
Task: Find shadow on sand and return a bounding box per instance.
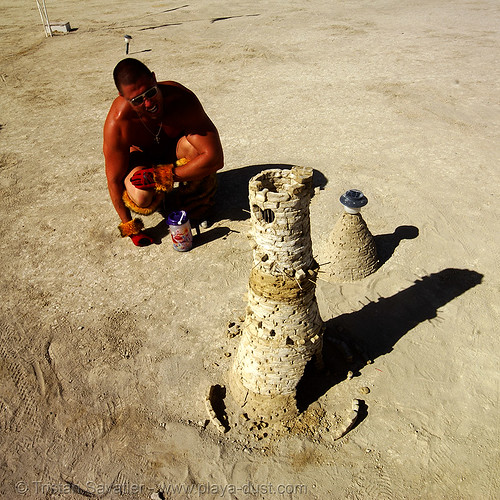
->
[375,225,420,265]
[297,267,483,412]
[143,164,326,247]
[214,163,328,222]
[145,217,233,248]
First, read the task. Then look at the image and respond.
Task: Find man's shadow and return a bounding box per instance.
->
[145,164,326,246]
[296,268,483,411]
[213,164,328,222]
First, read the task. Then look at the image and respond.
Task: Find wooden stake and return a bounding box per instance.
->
[35,0,52,37]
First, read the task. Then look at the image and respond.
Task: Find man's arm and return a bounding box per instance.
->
[171,92,224,182]
[104,125,154,246]
[103,117,132,223]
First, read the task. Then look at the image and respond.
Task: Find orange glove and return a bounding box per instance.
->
[118,218,154,247]
[130,158,189,192]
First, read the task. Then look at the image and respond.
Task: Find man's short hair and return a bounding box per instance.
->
[113,58,153,92]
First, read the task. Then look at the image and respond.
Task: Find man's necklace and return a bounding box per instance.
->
[139,117,163,144]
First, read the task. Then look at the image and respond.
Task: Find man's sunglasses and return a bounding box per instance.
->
[129,85,159,106]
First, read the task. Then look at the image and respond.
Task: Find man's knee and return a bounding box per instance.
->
[128,188,155,208]
[176,136,198,161]
[125,167,155,207]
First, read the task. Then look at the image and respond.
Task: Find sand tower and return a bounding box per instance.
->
[230,167,324,421]
[319,189,378,282]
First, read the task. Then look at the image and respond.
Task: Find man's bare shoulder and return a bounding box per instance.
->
[159,81,208,125]
[103,95,138,145]
[105,95,135,125]
[159,81,201,106]
[159,80,194,93]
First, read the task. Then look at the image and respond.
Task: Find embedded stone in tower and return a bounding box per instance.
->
[319,189,379,282]
[230,167,324,421]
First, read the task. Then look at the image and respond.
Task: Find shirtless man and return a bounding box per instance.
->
[103,58,224,246]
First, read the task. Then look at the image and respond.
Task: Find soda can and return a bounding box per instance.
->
[167,210,193,252]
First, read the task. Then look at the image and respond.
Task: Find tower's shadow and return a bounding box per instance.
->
[297,268,483,411]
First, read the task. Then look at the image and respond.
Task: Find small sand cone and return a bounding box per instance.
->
[320,190,379,282]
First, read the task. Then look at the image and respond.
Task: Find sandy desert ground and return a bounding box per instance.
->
[0,0,499,498]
